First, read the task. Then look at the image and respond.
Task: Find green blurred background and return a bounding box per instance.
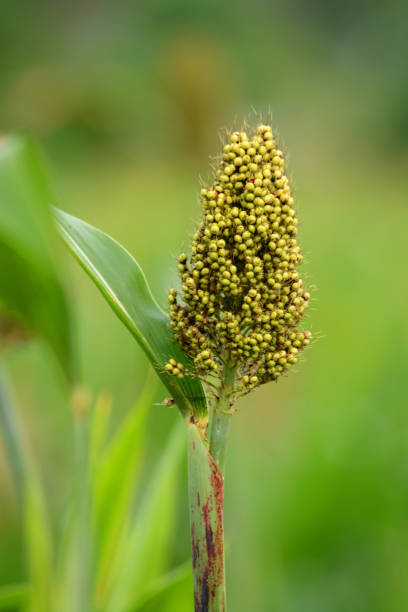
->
[1,1,408,610]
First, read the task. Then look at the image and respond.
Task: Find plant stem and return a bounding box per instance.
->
[209,411,231,476]
[187,358,236,611]
[187,423,226,612]
[209,359,236,476]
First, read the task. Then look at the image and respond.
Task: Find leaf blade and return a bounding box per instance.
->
[0,370,53,612]
[0,135,72,374]
[54,207,206,419]
[93,380,154,607]
[106,422,186,612]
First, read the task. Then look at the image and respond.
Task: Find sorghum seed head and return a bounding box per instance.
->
[167,123,312,396]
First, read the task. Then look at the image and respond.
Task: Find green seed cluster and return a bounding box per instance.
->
[168,124,311,395]
[164,358,185,379]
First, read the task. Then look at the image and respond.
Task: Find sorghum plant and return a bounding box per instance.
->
[165,124,312,610]
[52,121,311,612]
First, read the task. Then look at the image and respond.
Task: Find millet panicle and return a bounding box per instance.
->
[166,124,312,400]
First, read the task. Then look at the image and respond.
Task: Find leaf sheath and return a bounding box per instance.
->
[187,422,226,611]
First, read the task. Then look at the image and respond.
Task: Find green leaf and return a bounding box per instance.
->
[0,583,29,609]
[54,400,93,612]
[0,135,72,375]
[0,371,53,612]
[93,379,155,607]
[23,478,54,612]
[53,207,206,420]
[106,422,186,612]
[0,370,25,502]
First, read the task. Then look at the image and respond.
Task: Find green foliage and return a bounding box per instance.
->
[0,136,72,374]
[0,372,192,612]
[93,388,149,599]
[0,137,194,611]
[1,2,408,608]
[0,584,28,609]
[0,372,53,612]
[54,207,206,420]
[105,419,186,612]
[23,475,54,612]
[0,137,66,611]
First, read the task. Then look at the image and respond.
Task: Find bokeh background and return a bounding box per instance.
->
[1,1,408,610]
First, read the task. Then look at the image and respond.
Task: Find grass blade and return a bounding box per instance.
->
[54,392,94,612]
[0,135,72,375]
[0,370,25,503]
[23,478,54,612]
[0,370,53,612]
[106,422,186,612]
[53,207,206,421]
[93,380,155,607]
